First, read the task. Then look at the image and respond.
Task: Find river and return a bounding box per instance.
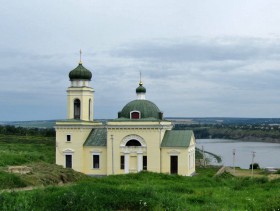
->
[196,139,280,169]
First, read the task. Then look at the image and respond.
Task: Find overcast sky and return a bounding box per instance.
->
[1,0,280,121]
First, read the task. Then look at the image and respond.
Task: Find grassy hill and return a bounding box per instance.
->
[0,130,280,210]
[0,133,86,191]
[0,169,280,210]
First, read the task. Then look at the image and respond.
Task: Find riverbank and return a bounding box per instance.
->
[216,166,280,180]
[195,147,222,165]
[175,124,280,143]
[236,136,280,143]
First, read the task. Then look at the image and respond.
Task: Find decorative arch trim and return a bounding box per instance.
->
[90,150,102,154]
[63,148,75,154]
[167,150,181,155]
[120,134,146,147]
[130,110,141,119]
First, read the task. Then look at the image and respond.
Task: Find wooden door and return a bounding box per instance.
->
[66,155,72,168]
[170,156,178,174]
[130,156,137,173]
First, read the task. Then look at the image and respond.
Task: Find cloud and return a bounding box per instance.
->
[1,36,280,120]
[2,1,280,120]
[112,37,280,62]
[105,37,280,117]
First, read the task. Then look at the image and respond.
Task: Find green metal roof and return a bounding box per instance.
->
[69,63,92,80]
[59,119,86,122]
[119,100,161,119]
[57,119,101,123]
[161,130,194,147]
[111,117,162,122]
[83,128,107,146]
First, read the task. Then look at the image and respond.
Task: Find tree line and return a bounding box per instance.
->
[174,124,280,142]
[0,125,55,137]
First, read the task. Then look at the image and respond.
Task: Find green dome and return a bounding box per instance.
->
[136,82,146,93]
[119,99,162,119]
[69,63,92,80]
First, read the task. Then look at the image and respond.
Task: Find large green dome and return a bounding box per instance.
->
[69,63,92,80]
[119,99,162,119]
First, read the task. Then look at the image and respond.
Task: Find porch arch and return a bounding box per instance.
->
[120,134,146,147]
[120,134,147,173]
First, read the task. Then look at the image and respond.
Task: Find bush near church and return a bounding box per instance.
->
[249,163,260,169]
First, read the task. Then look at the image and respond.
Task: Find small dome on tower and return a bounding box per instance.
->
[136,82,146,93]
[69,63,92,81]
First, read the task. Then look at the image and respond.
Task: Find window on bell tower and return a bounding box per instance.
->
[74,99,81,119]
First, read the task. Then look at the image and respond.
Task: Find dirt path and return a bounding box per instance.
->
[0,186,42,193]
[224,167,280,180]
[0,183,74,193]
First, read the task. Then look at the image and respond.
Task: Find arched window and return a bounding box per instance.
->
[74,99,80,119]
[130,111,140,119]
[89,99,91,120]
[126,139,141,146]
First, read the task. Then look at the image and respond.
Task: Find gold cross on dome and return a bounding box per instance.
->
[79,49,82,64]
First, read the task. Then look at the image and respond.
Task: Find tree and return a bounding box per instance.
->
[249,163,260,169]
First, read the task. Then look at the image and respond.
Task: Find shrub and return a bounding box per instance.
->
[0,171,27,189]
[249,163,260,169]
[275,169,280,174]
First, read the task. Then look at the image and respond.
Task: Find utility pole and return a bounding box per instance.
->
[202,146,206,167]
[251,151,256,177]
[111,135,114,175]
[232,149,236,174]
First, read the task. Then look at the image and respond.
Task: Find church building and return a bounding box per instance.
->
[55,60,196,176]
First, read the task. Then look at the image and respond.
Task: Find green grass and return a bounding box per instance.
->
[0,162,88,191]
[0,170,280,210]
[0,133,279,210]
[0,134,55,166]
[0,171,28,189]
[19,162,88,186]
[0,134,87,190]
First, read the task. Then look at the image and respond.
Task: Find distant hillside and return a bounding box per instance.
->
[168,117,280,125]
[0,120,56,128]
[2,117,280,128]
[0,119,108,128]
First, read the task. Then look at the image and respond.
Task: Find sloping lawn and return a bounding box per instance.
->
[0,169,280,210]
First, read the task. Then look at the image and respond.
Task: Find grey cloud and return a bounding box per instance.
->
[108,37,280,96]
[104,37,280,118]
[1,36,280,120]
[112,37,280,62]
[0,49,65,61]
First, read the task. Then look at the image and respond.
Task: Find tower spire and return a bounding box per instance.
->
[139,71,143,85]
[79,49,82,64]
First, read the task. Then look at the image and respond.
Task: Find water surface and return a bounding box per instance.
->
[196,139,280,169]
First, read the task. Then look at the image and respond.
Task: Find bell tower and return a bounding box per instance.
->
[67,52,94,121]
